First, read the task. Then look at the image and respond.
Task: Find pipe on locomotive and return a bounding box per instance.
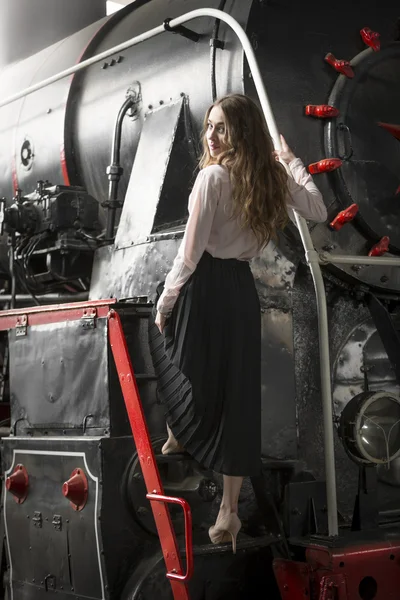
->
[0,7,340,537]
[104,93,138,241]
[320,253,400,266]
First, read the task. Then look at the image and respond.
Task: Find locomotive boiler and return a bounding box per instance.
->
[0,0,400,598]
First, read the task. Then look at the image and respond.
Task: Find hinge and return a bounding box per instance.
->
[81,307,97,330]
[52,514,62,531]
[44,574,56,591]
[15,315,27,337]
[32,511,42,528]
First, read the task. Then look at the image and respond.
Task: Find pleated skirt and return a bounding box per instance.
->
[148,251,261,476]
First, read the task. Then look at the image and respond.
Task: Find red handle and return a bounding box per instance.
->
[308,158,343,175]
[147,493,194,582]
[329,203,359,231]
[305,104,339,119]
[368,236,390,257]
[325,52,354,78]
[360,27,380,51]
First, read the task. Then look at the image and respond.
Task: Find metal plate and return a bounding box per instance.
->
[8,318,109,434]
[114,98,193,250]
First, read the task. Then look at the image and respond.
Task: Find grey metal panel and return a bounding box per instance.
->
[90,236,182,300]
[3,446,103,599]
[8,318,109,433]
[1,436,147,600]
[115,98,189,249]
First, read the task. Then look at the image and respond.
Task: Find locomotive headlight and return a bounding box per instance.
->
[339,391,400,465]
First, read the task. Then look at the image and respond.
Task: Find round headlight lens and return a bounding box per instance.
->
[339,391,400,465]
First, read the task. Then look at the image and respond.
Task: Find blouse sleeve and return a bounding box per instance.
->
[285,157,327,223]
[156,168,221,315]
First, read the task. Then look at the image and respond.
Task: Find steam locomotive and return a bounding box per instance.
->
[0,0,400,598]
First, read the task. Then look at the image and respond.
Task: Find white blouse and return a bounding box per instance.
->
[157,158,327,315]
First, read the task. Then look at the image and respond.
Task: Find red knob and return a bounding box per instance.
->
[62,468,88,511]
[308,158,343,175]
[6,464,29,504]
[325,53,354,78]
[305,105,339,119]
[329,204,359,231]
[360,27,380,51]
[368,236,390,257]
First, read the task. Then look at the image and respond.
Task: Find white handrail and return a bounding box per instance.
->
[0,7,339,536]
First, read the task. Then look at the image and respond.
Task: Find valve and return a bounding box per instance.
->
[368,236,389,257]
[325,53,354,78]
[360,27,380,51]
[6,464,29,504]
[308,158,343,175]
[62,468,88,511]
[329,203,359,231]
[305,105,339,118]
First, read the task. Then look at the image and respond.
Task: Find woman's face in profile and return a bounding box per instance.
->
[206,105,227,157]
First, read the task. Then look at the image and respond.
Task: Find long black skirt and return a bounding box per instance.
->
[148,252,261,476]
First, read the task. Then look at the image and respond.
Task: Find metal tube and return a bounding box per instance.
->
[0,6,339,536]
[320,252,400,267]
[294,215,338,536]
[8,237,16,309]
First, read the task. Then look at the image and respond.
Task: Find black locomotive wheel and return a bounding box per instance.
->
[122,436,220,537]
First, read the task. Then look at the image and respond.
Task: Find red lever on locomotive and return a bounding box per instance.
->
[329,203,359,231]
[360,27,380,51]
[6,464,29,504]
[308,158,343,175]
[325,53,354,78]
[368,236,390,257]
[305,105,339,118]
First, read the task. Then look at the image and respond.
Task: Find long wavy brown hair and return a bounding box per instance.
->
[199,94,289,248]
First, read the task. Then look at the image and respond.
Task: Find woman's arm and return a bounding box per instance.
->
[156,166,221,319]
[285,159,327,222]
[277,135,327,223]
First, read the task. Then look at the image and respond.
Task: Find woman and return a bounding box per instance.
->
[149,94,327,553]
